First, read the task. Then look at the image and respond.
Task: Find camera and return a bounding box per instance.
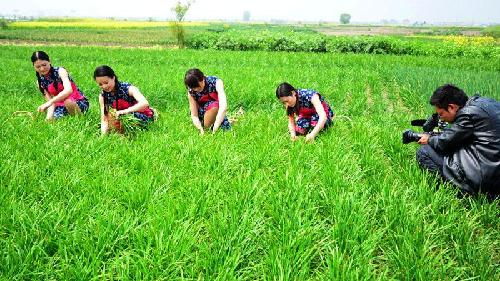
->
[402,129,424,144]
[402,113,446,144]
[419,113,440,133]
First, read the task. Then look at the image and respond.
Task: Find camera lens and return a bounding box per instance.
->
[402,129,422,144]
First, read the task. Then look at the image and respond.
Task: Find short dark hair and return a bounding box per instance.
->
[430,84,468,109]
[184,68,205,89]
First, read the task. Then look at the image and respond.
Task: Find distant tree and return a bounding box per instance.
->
[243,10,251,22]
[171,0,194,48]
[172,0,193,22]
[340,13,351,24]
[0,18,9,29]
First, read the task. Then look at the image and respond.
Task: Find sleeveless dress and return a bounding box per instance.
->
[288,89,334,135]
[188,76,231,130]
[38,66,89,118]
[101,81,155,125]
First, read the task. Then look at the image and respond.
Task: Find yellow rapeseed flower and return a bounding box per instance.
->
[11,19,208,28]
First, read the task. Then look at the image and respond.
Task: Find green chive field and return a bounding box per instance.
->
[1,26,499,279]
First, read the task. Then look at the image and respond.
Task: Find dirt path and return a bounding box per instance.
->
[0,39,175,49]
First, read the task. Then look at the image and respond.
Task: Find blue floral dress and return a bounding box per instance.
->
[37,66,89,118]
[101,81,155,125]
[188,76,231,130]
[288,89,334,134]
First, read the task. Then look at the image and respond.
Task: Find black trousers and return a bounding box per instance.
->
[416,145,499,201]
[416,145,445,177]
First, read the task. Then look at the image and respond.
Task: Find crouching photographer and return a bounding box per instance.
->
[409,84,500,199]
[402,113,447,144]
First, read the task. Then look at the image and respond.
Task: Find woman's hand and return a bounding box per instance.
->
[305,133,316,142]
[115,109,130,118]
[37,101,52,112]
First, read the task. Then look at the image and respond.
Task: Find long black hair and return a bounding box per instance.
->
[94,65,120,114]
[31,51,56,95]
[276,82,298,116]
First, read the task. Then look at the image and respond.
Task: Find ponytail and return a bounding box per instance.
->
[35,72,44,94]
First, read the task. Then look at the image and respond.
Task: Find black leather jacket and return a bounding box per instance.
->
[429,95,500,195]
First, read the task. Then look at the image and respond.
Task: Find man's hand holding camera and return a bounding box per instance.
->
[417,133,429,145]
[402,113,443,145]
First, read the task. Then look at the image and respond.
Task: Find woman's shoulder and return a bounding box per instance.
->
[118,81,131,86]
[206,76,219,83]
[55,66,71,77]
[53,66,74,82]
[297,88,318,97]
[118,81,132,90]
[301,88,318,93]
[49,66,61,77]
[54,66,71,75]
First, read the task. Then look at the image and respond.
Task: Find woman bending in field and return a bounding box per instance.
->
[31,51,89,120]
[184,68,231,134]
[93,65,156,135]
[276,82,335,142]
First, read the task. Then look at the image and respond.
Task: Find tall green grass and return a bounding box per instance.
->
[0,45,499,280]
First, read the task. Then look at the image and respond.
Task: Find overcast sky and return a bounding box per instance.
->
[2,0,499,23]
